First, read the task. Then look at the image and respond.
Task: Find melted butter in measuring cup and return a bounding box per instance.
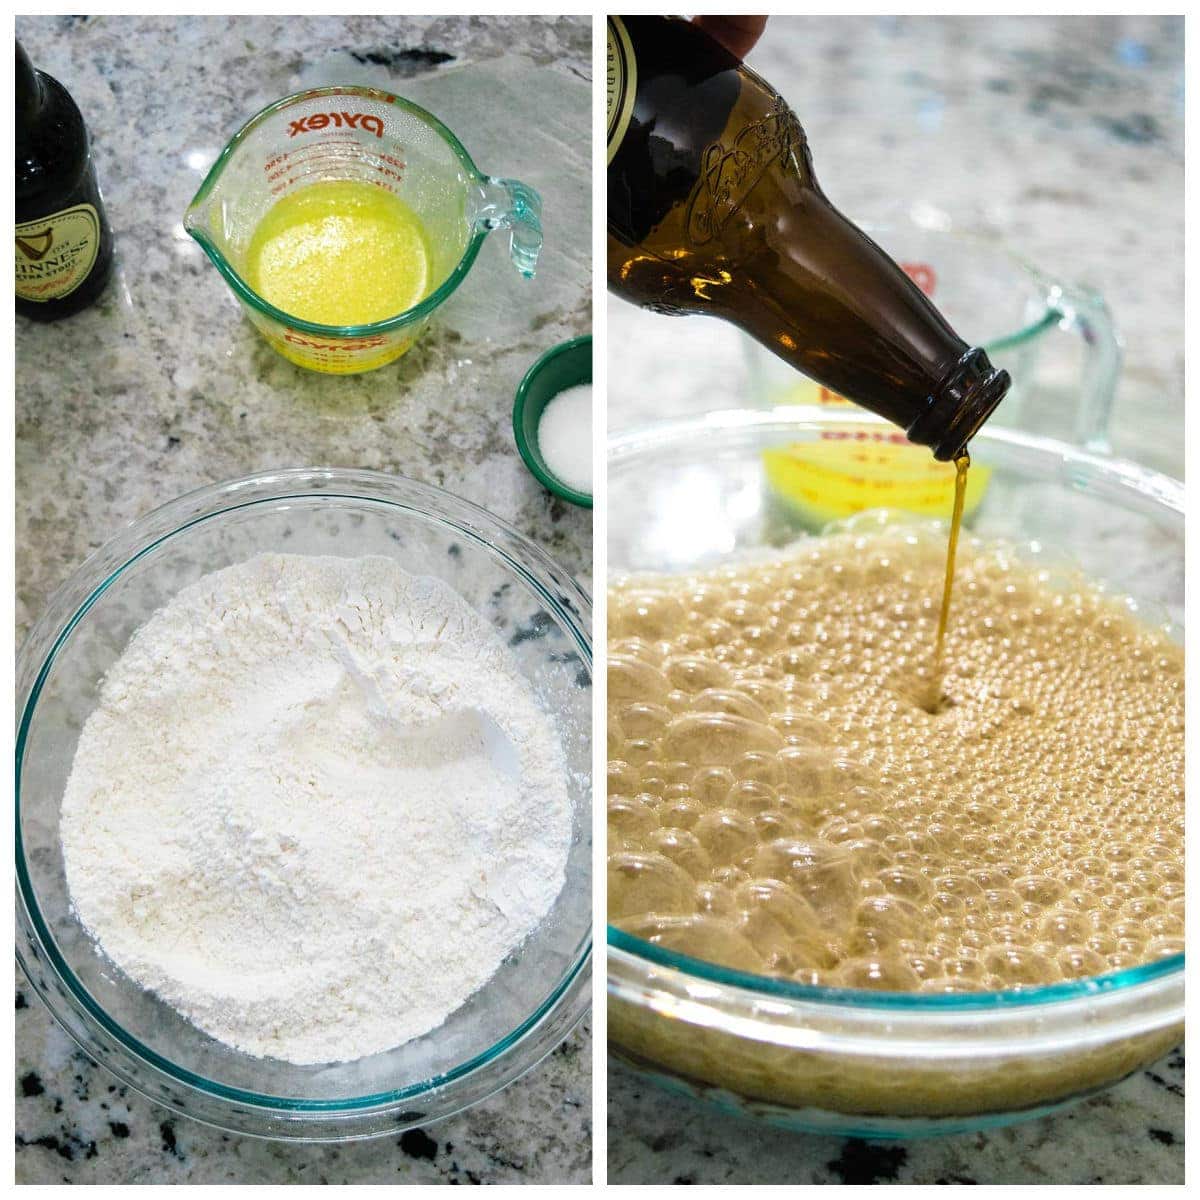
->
[246,179,433,326]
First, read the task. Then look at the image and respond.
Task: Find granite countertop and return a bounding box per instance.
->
[606,14,1183,1186]
[15,14,591,1185]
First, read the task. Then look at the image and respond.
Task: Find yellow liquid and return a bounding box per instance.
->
[246,180,431,326]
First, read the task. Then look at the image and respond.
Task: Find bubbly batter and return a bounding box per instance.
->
[608,520,1184,992]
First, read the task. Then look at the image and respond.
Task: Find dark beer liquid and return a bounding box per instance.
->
[607,16,1009,460]
[934,453,971,670]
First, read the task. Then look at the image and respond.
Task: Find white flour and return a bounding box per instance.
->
[59,553,573,1065]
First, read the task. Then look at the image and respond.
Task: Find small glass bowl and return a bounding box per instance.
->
[17,468,592,1141]
[608,407,1183,1138]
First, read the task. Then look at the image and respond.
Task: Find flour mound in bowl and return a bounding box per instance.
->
[60,553,573,1064]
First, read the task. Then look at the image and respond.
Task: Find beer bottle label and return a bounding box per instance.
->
[607,16,636,165]
[15,204,101,302]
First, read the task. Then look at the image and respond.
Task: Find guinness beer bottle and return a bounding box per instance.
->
[607,16,1009,460]
[16,39,114,320]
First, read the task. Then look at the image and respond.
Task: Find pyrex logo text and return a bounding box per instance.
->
[288,112,384,139]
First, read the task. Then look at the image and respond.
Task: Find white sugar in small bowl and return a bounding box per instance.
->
[538,383,593,495]
[16,468,592,1141]
[513,335,592,507]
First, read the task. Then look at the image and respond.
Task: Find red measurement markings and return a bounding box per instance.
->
[262,141,407,195]
[283,330,390,351]
[819,429,910,445]
[900,261,937,297]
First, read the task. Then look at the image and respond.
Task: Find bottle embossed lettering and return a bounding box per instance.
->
[607,16,1009,460]
[16,39,114,320]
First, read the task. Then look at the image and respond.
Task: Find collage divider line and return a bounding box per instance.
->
[590,11,609,1187]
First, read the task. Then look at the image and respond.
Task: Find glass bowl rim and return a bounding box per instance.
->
[611,406,1184,502]
[606,407,1183,1013]
[17,466,592,1113]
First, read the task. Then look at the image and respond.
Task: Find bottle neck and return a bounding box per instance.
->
[906,347,1011,461]
[16,41,43,131]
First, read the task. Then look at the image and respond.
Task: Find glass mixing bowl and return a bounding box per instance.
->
[608,408,1183,1138]
[17,468,591,1141]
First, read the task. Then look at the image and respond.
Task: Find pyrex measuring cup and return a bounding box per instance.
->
[185,85,542,374]
[746,211,1122,453]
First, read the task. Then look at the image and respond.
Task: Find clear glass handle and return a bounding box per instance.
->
[474,176,543,279]
[1046,281,1123,454]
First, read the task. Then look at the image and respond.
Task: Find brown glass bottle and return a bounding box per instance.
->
[607,16,1009,460]
[16,39,114,321]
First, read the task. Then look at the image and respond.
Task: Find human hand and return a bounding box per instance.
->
[691,15,768,60]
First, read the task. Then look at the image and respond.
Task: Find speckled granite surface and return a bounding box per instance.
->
[606,15,1182,1186]
[607,1054,1184,1186]
[15,14,591,1185]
